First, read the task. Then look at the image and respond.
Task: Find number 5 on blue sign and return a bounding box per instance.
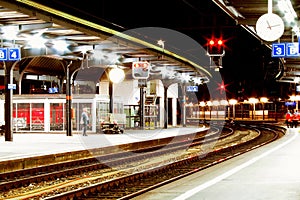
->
[8,48,20,60]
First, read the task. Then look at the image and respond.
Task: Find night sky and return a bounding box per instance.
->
[32,0,290,100]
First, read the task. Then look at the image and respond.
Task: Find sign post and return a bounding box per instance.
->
[132,61,150,129]
[2,47,20,141]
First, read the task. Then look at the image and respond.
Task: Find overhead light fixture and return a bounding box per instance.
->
[292,25,300,36]
[157,39,165,49]
[109,67,125,83]
[193,77,202,85]
[180,73,191,83]
[0,26,18,41]
[277,0,297,24]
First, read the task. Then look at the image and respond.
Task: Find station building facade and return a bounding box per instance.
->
[0,78,179,133]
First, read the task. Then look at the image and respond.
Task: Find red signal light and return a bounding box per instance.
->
[207,38,225,55]
[217,39,223,45]
[208,39,224,46]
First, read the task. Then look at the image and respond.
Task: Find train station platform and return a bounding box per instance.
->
[0,126,206,162]
[134,127,300,200]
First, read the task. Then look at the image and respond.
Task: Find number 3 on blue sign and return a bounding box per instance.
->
[9,48,20,60]
[272,43,285,57]
[276,47,282,55]
[0,48,7,60]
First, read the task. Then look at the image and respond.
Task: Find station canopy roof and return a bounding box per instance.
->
[0,0,212,85]
[1,0,300,85]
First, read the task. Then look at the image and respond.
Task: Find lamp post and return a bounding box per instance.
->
[212,100,220,119]
[199,101,206,120]
[109,67,125,84]
[229,99,237,119]
[260,97,268,120]
[108,67,125,114]
[220,99,228,119]
[207,101,212,120]
[249,98,258,120]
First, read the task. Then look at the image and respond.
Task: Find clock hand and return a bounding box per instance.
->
[270,24,281,28]
[266,20,272,30]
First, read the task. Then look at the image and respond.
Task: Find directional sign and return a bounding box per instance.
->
[0,48,8,61]
[285,101,296,106]
[0,47,21,61]
[286,42,299,57]
[132,61,150,79]
[7,84,16,90]
[272,43,285,57]
[272,42,300,58]
[8,48,20,60]
[186,86,198,92]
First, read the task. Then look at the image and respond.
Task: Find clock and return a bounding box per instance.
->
[255,13,285,42]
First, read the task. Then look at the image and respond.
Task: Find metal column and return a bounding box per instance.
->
[66,61,72,136]
[164,86,168,129]
[140,87,145,129]
[4,61,12,141]
[182,84,186,127]
[109,81,113,113]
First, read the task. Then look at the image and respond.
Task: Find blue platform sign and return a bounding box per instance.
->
[0,48,8,61]
[7,84,16,90]
[8,48,20,60]
[286,42,299,57]
[285,101,296,106]
[0,47,20,61]
[186,86,198,92]
[272,43,285,57]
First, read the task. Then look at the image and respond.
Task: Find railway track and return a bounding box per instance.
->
[0,125,226,198]
[0,123,285,199]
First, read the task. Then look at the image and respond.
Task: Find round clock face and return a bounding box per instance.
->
[255,13,285,42]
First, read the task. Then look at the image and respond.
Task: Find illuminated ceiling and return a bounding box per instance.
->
[0,0,212,85]
[1,0,300,87]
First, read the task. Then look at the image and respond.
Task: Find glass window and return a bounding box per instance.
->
[50,103,64,131]
[96,101,109,130]
[96,101,109,121]
[31,103,44,130]
[13,103,30,131]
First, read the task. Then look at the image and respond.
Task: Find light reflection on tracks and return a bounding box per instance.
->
[0,123,285,200]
